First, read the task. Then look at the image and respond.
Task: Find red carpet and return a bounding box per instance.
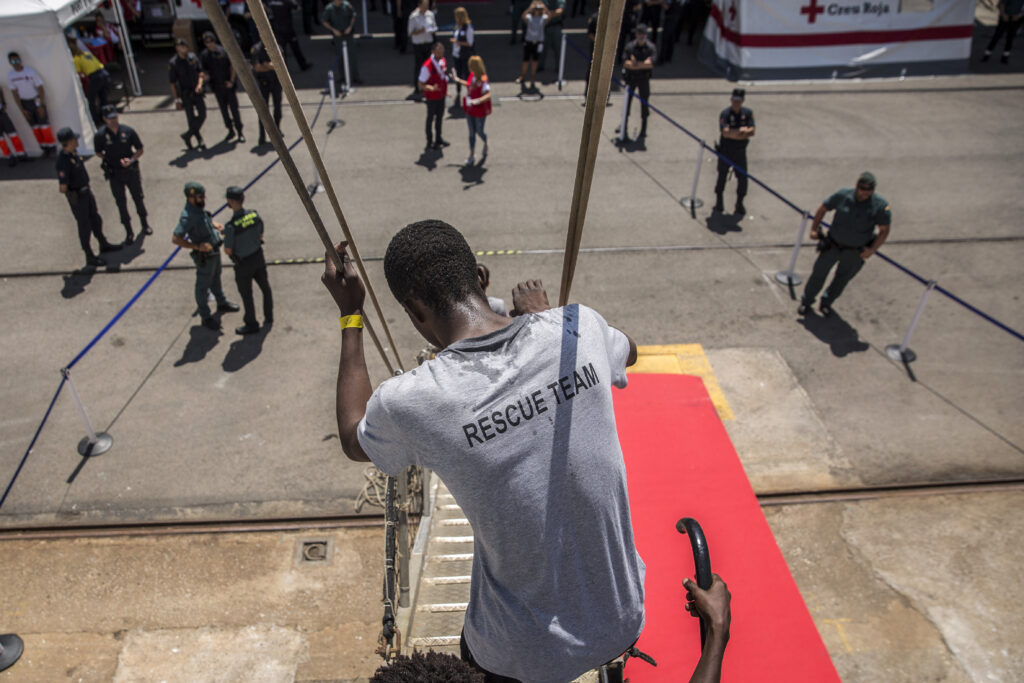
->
[616,374,839,682]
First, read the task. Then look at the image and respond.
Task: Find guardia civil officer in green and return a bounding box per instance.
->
[171,181,239,331]
[223,186,273,335]
[94,105,152,245]
[799,172,891,317]
[56,127,122,268]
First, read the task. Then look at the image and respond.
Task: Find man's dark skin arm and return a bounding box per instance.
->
[808,203,829,240]
[683,574,731,683]
[322,242,373,462]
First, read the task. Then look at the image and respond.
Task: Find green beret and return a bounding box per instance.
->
[857,171,877,188]
[184,181,206,197]
[225,185,245,200]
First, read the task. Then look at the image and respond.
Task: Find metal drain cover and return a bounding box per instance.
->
[296,538,332,565]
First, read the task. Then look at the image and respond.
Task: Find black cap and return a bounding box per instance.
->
[857,171,877,188]
[225,185,245,201]
[175,38,189,47]
[101,104,118,119]
[635,23,649,34]
[184,181,206,197]
[202,31,216,42]
[731,88,745,100]
[57,127,78,144]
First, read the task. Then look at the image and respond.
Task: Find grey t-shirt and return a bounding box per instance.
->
[358,304,645,682]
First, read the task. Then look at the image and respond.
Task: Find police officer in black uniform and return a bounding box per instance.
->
[94,105,151,245]
[714,88,755,216]
[621,24,655,141]
[223,186,274,334]
[251,41,283,146]
[56,127,122,268]
[267,0,313,72]
[200,31,245,143]
[169,38,207,151]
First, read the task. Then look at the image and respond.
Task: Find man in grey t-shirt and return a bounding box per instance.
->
[322,220,645,682]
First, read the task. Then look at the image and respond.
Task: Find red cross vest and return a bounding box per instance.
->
[464,73,492,118]
[422,56,448,101]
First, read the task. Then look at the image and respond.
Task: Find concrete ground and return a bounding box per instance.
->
[1,10,1023,682]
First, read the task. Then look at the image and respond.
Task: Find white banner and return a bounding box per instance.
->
[703,0,976,75]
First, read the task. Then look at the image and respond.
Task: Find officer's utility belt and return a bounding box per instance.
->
[191,246,219,266]
[826,233,870,251]
[230,247,264,265]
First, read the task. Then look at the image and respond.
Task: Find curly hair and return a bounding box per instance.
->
[370,651,485,682]
[383,219,485,316]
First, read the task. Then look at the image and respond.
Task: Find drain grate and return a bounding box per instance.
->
[296,538,332,565]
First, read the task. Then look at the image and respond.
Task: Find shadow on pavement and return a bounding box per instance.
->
[222,324,272,373]
[615,136,647,153]
[168,137,244,168]
[415,146,444,171]
[174,321,223,366]
[61,269,95,298]
[798,309,870,357]
[706,211,743,234]
[456,160,487,188]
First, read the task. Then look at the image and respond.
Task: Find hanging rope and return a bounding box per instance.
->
[558,0,627,306]
[201,0,404,374]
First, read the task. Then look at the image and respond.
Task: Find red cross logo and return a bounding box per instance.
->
[800,0,825,23]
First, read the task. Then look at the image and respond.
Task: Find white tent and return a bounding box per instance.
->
[700,0,977,80]
[1,0,103,156]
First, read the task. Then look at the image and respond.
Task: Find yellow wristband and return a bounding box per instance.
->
[339,314,363,330]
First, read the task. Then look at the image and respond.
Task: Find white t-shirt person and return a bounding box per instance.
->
[407,7,437,46]
[358,303,646,682]
[7,65,44,101]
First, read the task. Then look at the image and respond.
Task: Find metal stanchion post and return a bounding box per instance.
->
[618,86,629,142]
[775,212,811,286]
[61,368,113,457]
[327,70,344,129]
[557,33,567,91]
[886,279,937,363]
[361,0,369,35]
[679,137,705,218]
[342,40,354,95]
[0,634,25,672]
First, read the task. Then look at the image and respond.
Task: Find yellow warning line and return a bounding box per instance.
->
[627,344,734,421]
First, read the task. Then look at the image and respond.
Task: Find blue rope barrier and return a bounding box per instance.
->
[0,376,67,510]
[0,94,328,511]
[564,37,1024,346]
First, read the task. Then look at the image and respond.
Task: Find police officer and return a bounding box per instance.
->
[171,182,239,330]
[714,88,755,216]
[267,0,313,72]
[621,23,655,141]
[169,39,207,151]
[94,105,151,245]
[251,41,283,147]
[200,32,245,143]
[799,172,891,317]
[223,186,274,334]
[56,127,121,268]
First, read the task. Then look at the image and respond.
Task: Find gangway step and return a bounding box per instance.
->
[407,635,461,648]
[417,602,469,613]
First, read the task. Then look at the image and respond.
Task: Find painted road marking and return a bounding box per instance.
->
[628,344,734,421]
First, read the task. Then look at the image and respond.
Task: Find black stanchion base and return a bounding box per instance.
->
[774,271,803,286]
[77,432,113,458]
[326,119,345,131]
[885,344,917,363]
[0,634,25,672]
[680,197,704,210]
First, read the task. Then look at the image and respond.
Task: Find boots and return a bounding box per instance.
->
[713,192,724,213]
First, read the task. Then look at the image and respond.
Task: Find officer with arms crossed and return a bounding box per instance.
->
[56,127,122,268]
[223,185,274,335]
[200,31,245,143]
[172,182,239,330]
[94,105,152,245]
[322,220,646,681]
[713,88,754,216]
[799,172,891,317]
[620,23,655,142]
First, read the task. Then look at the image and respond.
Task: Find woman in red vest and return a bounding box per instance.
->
[451,55,491,166]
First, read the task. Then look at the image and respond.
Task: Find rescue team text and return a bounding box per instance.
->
[828,2,890,16]
[462,362,601,447]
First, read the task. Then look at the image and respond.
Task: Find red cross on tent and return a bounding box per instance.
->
[800,0,825,23]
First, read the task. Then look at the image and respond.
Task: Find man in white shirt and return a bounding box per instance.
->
[6,52,57,156]
[407,0,436,97]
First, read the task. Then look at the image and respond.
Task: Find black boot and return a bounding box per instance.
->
[735,198,746,215]
[713,193,724,213]
[195,133,206,151]
[236,127,246,143]
[124,226,135,246]
[141,220,153,235]
[180,131,193,150]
